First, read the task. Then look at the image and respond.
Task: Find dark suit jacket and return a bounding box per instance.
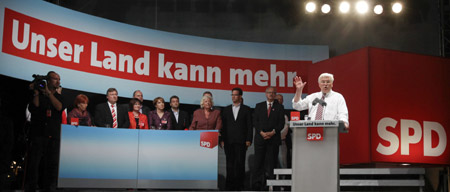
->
[170,109,191,130]
[141,105,151,116]
[253,100,285,145]
[221,104,253,144]
[94,102,130,128]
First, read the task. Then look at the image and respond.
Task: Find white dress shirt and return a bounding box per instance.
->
[172,108,179,123]
[232,103,241,120]
[108,101,117,114]
[292,90,349,125]
[267,101,273,110]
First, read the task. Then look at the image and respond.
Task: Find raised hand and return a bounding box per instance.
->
[293,76,307,90]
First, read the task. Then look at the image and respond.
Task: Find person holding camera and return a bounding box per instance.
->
[25,71,65,191]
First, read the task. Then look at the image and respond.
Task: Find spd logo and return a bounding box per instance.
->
[200,132,219,149]
[291,111,300,121]
[376,117,447,157]
[307,127,323,141]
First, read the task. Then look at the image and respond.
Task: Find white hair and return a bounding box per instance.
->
[318,73,334,83]
[200,95,214,108]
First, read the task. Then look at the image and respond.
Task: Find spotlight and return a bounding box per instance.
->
[374,4,383,14]
[339,1,350,13]
[392,2,402,13]
[321,4,331,14]
[355,1,369,14]
[306,2,317,13]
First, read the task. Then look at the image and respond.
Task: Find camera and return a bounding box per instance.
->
[31,74,48,91]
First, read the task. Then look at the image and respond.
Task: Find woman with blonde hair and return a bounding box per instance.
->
[189,95,222,130]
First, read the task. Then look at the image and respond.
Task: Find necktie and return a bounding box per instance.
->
[315,94,325,120]
[267,103,272,117]
[111,104,117,128]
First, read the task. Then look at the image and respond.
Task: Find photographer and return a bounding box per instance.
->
[25,71,64,191]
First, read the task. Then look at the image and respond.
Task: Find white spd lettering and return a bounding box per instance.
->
[201,141,211,148]
[376,117,447,157]
[307,133,322,140]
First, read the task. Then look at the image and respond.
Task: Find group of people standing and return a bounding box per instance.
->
[66,89,191,131]
[24,70,349,191]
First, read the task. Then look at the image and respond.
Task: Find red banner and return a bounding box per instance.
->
[2,8,309,93]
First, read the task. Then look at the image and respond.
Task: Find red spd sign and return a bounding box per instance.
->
[307,127,324,141]
[291,111,300,121]
[70,118,79,126]
[200,132,219,149]
[374,117,448,163]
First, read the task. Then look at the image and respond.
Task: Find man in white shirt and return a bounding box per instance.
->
[292,73,349,130]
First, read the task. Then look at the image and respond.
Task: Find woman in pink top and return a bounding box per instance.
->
[189,95,222,130]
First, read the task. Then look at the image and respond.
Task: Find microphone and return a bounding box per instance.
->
[318,99,327,107]
[312,98,320,106]
[310,97,327,120]
[312,97,327,106]
[309,98,320,118]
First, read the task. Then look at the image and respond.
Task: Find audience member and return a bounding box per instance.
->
[189,95,222,130]
[128,98,149,129]
[252,86,285,191]
[275,94,290,169]
[94,88,129,128]
[67,94,93,126]
[220,88,253,190]
[169,95,190,130]
[148,97,172,130]
[132,90,151,115]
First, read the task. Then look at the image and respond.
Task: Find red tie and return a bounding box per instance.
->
[111,104,117,128]
[315,94,325,120]
[267,103,272,117]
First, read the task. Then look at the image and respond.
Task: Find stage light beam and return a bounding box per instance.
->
[339,1,350,13]
[356,1,369,14]
[374,4,383,14]
[392,2,402,13]
[306,2,317,13]
[321,4,331,14]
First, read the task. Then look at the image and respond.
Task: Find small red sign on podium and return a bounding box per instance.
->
[307,127,324,141]
[70,118,79,126]
[200,132,219,149]
[291,111,300,121]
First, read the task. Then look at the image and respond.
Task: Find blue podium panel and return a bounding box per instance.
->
[58,125,218,189]
[58,125,139,188]
[137,130,218,189]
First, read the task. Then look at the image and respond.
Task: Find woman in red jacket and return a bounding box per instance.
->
[128,98,149,129]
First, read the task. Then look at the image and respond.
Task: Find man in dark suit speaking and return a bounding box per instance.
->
[94,88,129,128]
[220,88,253,190]
[252,86,285,191]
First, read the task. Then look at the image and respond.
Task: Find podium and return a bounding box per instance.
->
[289,120,347,192]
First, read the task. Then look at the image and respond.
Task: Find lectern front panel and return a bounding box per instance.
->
[291,122,339,192]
